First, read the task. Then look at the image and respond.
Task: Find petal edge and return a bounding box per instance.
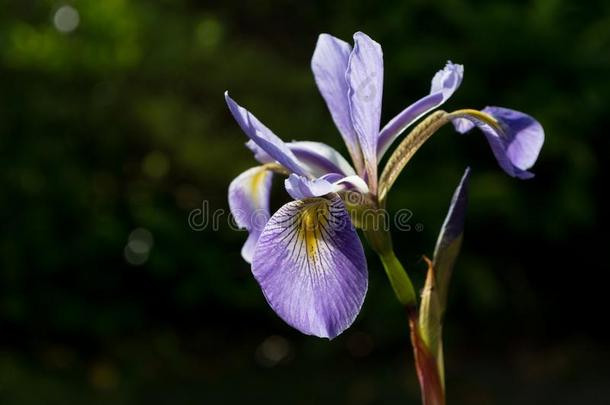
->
[252,195,368,338]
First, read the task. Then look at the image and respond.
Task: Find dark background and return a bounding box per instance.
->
[1,0,608,404]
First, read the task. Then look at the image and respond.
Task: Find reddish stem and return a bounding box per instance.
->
[407,306,445,405]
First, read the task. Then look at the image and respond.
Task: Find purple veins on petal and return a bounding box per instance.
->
[228,166,274,263]
[252,194,368,339]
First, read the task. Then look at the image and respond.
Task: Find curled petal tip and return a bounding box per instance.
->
[431,61,464,97]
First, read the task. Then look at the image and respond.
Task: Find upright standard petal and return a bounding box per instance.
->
[225,92,306,176]
[377,62,464,159]
[252,194,368,339]
[228,166,273,262]
[452,107,544,179]
[312,34,364,172]
[346,32,384,189]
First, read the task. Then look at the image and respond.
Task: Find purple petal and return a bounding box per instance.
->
[240,232,260,264]
[285,173,370,200]
[228,166,274,262]
[288,141,356,177]
[246,139,355,178]
[285,174,335,200]
[312,34,364,172]
[451,117,475,134]
[484,107,544,171]
[225,92,306,176]
[377,62,464,159]
[252,195,368,339]
[451,107,544,179]
[346,32,384,188]
[245,140,274,164]
[318,172,345,183]
[333,175,369,194]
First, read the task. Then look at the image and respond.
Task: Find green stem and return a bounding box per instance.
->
[378,249,417,307]
[367,232,445,405]
[377,248,446,405]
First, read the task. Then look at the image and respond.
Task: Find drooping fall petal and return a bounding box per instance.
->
[252,194,368,339]
[228,166,274,262]
[452,107,544,179]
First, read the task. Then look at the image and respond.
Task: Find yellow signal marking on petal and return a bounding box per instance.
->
[249,168,269,207]
[298,199,330,261]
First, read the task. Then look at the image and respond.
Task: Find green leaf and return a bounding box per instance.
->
[418,168,470,388]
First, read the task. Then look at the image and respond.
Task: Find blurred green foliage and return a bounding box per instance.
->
[1,0,608,403]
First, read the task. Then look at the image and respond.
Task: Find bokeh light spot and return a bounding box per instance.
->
[124,228,154,266]
[255,335,291,367]
[53,5,80,34]
[88,361,119,392]
[195,17,222,49]
[142,151,170,179]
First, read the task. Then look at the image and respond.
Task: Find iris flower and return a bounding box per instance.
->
[226,32,544,339]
